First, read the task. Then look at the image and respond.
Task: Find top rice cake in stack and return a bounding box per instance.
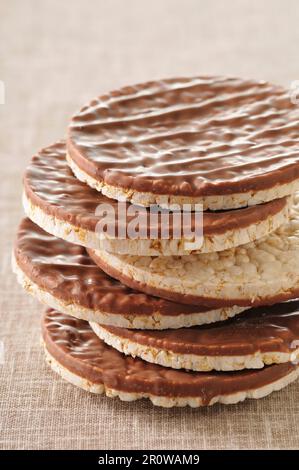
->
[67,76,299,210]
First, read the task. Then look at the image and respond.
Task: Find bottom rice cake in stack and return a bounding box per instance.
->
[13,218,299,407]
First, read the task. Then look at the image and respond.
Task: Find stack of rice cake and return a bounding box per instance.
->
[13,76,299,407]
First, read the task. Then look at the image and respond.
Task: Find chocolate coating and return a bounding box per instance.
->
[67,76,299,197]
[43,309,297,403]
[14,218,211,316]
[102,301,299,356]
[24,141,289,237]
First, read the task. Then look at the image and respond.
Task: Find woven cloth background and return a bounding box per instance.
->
[1,0,299,450]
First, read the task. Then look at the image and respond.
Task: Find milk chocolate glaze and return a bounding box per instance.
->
[67,76,299,197]
[102,301,299,356]
[24,142,288,237]
[14,218,212,316]
[43,309,297,403]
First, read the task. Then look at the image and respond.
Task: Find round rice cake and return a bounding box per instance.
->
[91,300,299,372]
[67,76,299,210]
[43,309,299,408]
[13,218,246,329]
[23,142,291,256]
[88,192,299,307]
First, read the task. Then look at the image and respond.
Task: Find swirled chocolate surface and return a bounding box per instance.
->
[14,218,213,316]
[67,76,299,197]
[43,309,297,403]
[24,141,289,237]
[100,301,299,356]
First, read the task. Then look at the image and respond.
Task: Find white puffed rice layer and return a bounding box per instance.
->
[94,193,299,304]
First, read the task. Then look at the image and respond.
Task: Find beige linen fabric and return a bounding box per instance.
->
[1,0,299,450]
